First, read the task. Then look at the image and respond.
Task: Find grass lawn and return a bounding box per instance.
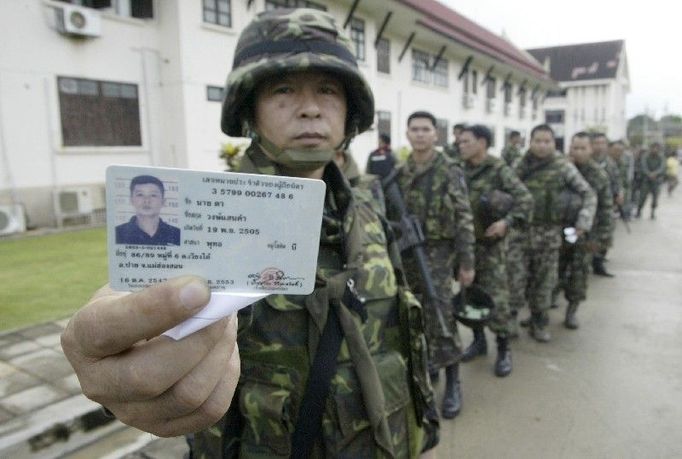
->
[0,227,108,332]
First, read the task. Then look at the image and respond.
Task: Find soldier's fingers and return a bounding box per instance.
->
[126,344,241,438]
[79,316,232,403]
[113,318,237,419]
[64,276,210,359]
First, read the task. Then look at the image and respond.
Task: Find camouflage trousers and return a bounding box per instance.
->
[638,179,662,212]
[507,225,562,314]
[553,238,591,305]
[474,241,512,337]
[403,242,462,369]
[506,227,527,315]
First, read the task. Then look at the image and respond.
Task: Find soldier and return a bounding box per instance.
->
[501,130,524,170]
[590,133,621,277]
[554,132,614,329]
[366,133,396,179]
[61,9,439,458]
[636,142,667,219]
[391,110,475,419]
[608,140,634,215]
[456,125,532,377]
[516,124,596,342]
[444,123,466,160]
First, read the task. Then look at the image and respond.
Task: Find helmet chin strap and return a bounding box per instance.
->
[247,127,354,172]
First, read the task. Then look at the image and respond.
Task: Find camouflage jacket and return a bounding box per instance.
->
[395,150,475,270]
[461,155,533,242]
[640,152,666,182]
[193,146,435,458]
[593,153,622,198]
[501,144,524,170]
[339,150,387,216]
[443,142,460,161]
[613,152,634,193]
[517,151,596,231]
[576,159,614,248]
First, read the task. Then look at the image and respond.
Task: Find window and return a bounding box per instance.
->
[207,86,224,102]
[462,71,469,94]
[203,0,231,28]
[545,110,565,124]
[58,77,141,147]
[57,0,154,17]
[349,18,365,62]
[486,77,496,99]
[376,111,391,141]
[265,0,326,10]
[376,38,390,74]
[412,49,431,84]
[436,118,448,147]
[519,87,527,107]
[472,70,478,94]
[433,58,448,87]
[547,88,567,97]
[504,84,512,103]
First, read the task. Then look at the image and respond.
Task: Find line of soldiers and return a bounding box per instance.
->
[353,115,672,426]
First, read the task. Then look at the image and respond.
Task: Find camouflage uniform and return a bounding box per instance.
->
[501,144,524,170]
[444,142,460,161]
[339,149,387,216]
[194,9,436,458]
[637,151,667,217]
[514,151,596,331]
[461,156,533,337]
[393,150,475,369]
[613,151,634,211]
[554,160,613,305]
[193,148,436,458]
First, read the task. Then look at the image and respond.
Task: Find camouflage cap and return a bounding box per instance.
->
[451,285,495,328]
[221,8,375,137]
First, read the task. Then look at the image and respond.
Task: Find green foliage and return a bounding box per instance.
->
[0,228,107,331]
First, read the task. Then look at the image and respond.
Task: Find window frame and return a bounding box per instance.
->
[349,17,366,62]
[203,0,231,28]
[376,37,390,74]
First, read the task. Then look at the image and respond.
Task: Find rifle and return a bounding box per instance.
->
[381,170,451,337]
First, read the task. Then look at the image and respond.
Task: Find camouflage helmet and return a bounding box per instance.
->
[221,8,375,138]
[451,285,495,328]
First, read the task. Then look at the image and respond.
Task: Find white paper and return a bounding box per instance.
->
[163,291,267,340]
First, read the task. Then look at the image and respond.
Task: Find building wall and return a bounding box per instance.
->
[0,0,549,228]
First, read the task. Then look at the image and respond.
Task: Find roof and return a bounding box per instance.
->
[526,40,624,82]
[395,0,550,81]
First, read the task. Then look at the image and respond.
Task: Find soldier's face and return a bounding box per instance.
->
[569,137,592,164]
[592,136,608,154]
[458,131,485,162]
[529,130,555,158]
[407,118,438,152]
[609,144,624,158]
[130,184,165,218]
[254,71,347,151]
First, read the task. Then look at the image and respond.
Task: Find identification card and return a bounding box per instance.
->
[106,165,325,295]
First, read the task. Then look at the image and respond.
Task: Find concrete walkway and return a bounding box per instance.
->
[1,193,680,458]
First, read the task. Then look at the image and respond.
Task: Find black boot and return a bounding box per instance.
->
[461,327,487,361]
[529,312,551,342]
[441,364,462,419]
[592,256,614,277]
[564,302,579,329]
[494,336,512,377]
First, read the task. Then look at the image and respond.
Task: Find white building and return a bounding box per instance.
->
[527,40,630,152]
[0,0,552,231]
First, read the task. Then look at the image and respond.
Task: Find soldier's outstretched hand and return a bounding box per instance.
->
[61,276,240,437]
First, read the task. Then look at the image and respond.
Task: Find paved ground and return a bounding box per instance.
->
[1,193,680,458]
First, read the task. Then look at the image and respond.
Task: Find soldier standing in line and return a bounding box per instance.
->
[456,125,532,377]
[501,130,524,170]
[392,110,475,419]
[62,9,440,458]
[515,124,596,342]
[609,140,634,215]
[636,142,667,219]
[444,123,467,160]
[590,133,622,277]
[553,132,614,329]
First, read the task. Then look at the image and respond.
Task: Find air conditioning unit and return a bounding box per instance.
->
[58,188,93,215]
[0,205,27,236]
[462,94,475,109]
[486,98,497,113]
[55,4,101,38]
